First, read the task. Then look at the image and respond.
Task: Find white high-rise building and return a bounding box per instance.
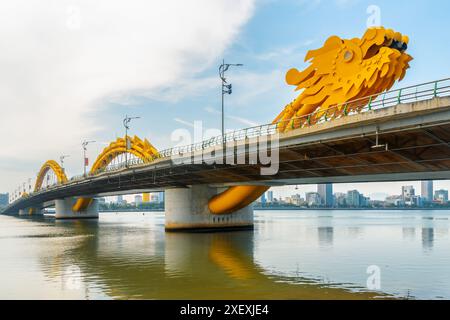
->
[402,186,415,200]
[306,192,320,206]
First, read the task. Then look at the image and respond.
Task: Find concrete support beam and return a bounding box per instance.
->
[55,198,99,219]
[165,185,253,231]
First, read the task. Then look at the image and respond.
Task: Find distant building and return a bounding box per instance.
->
[318,184,333,207]
[434,189,449,203]
[98,197,106,204]
[334,192,346,207]
[135,195,143,206]
[117,195,124,204]
[306,192,320,207]
[346,190,361,207]
[267,191,274,203]
[159,191,165,203]
[0,193,8,207]
[150,193,159,202]
[410,195,423,207]
[142,193,150,203]
[402,185,415,200]
[421,181,433,202]
[290,194,304,206]
[359,194,370,207]
[386,195,405,207]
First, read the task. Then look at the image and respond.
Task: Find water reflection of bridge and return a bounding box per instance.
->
[38,217,382,300]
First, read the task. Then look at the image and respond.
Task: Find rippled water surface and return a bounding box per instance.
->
[0,209,449,299]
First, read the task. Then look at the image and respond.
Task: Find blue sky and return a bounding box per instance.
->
[1,0,450,199]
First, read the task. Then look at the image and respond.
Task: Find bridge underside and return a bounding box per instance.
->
[4,98,450,227]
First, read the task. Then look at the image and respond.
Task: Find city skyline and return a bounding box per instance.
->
[257,181,450,208]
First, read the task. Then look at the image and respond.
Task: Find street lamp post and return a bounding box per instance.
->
[82,140,95,177]
[219,60,243,139]
[60,155,70,175]
[123,115,140,168]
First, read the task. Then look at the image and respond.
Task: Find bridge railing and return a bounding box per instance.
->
[154,78,450,158]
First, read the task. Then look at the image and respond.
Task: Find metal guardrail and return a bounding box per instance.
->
[7,78,450,206]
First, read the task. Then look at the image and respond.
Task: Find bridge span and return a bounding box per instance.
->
[3,79,450,230]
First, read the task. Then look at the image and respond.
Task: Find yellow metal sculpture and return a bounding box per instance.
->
[73,135,159,212]
[34,160,68,192]
[208,27,413,215]
[90,135,159,174]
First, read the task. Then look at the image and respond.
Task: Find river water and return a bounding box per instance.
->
[0,209,449,300]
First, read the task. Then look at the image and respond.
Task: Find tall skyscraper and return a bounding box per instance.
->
[267,191,274,202]
[117,195,123,204]
[318,184,333,207]
[421,181,433,202]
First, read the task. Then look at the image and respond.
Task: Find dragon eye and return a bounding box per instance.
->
[344,50,354,62]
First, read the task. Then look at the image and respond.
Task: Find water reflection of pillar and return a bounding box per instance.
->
[421,228,434,250]
[421,217,435,251]
[317,215,334,247]
[164,231,254,279]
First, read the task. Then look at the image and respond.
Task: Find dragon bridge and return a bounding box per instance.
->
[19,27,415,225]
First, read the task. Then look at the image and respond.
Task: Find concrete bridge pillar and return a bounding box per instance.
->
[164,185,254,231]
[55,198,99,219]
[18,207,44,216]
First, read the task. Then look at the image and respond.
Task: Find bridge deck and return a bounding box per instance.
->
[4,97,450,213]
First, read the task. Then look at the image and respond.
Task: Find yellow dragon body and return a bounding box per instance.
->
[208,27,413,215]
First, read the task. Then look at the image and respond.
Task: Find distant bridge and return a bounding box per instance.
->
[3,78,450,230]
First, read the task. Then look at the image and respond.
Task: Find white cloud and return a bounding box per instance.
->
[0,0,255,191]
[173,118,195,128]
[204,106,259,127]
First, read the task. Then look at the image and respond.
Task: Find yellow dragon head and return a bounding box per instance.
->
[275,27,413,132]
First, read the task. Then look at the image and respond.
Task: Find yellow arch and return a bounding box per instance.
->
[34,160,68,192]
[73,135,158,212]
[90,135,159,174]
